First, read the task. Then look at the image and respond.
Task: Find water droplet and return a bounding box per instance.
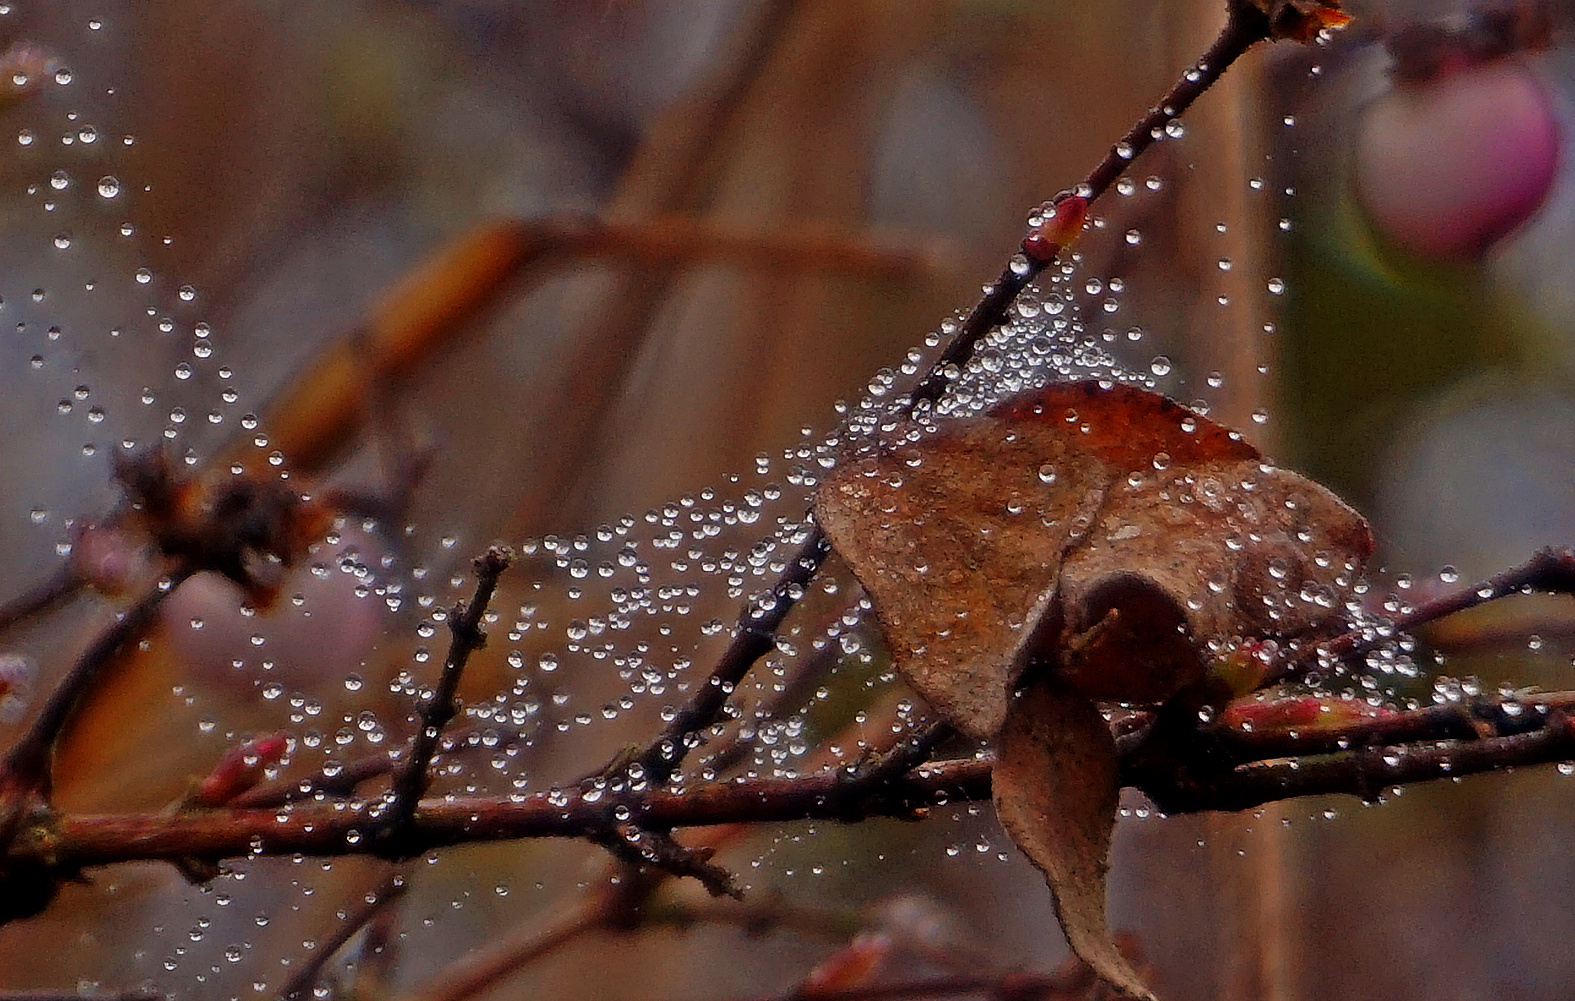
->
[1150,356,1172,377]
[96,175,119,198]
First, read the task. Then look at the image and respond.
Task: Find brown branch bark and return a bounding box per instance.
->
[9,681,1575,886]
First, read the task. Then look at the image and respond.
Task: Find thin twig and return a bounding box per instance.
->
[902,0,1274,410]
[402,693,917,1001]
[0,566,194,830]
[590,824,742,900]
[278,869,408,1001]
[1212,691,1575,759]
[1275,546,1575,683]
[378,546,513,851]
[232,721,542,809]
[396,894,615,1001]
[231,748,397,809]
[633,529,829,787]
[0,565,84,638]
[668,972,1096,1001]
[392,886,867,1001]
[841,723,956,787]
[704,628,846,778]
[1139,710,1575,814]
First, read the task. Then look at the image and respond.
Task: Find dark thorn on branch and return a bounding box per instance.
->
[839,722,957,792]
[279,869,408,1001]
[378,546,512,855]
[590,824,741,901]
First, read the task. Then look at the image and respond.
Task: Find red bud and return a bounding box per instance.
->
[191,734,289,807]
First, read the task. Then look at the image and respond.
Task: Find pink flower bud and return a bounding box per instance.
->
[190,733,289,807]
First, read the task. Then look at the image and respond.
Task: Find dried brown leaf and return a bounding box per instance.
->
[995,675,1152,1001]
[815,380,1371,730]
[815,380,1374,999]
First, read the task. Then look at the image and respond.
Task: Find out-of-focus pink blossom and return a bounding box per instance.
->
[1355,59,1559,260]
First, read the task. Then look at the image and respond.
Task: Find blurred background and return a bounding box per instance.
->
[0,1,1572,999]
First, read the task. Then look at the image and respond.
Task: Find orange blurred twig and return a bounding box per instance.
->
[251,215,951,478]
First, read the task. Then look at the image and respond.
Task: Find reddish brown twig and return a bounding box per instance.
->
[633,529,830,787]
[395,893,615,1001]
[903,0,1280,412]
[16,683,1575,882]
[230,747,399,809]
[402,692,921,1001]
[669,972,1097,1001]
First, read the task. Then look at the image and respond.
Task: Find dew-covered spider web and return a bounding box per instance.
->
[1,4,1548,1000]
